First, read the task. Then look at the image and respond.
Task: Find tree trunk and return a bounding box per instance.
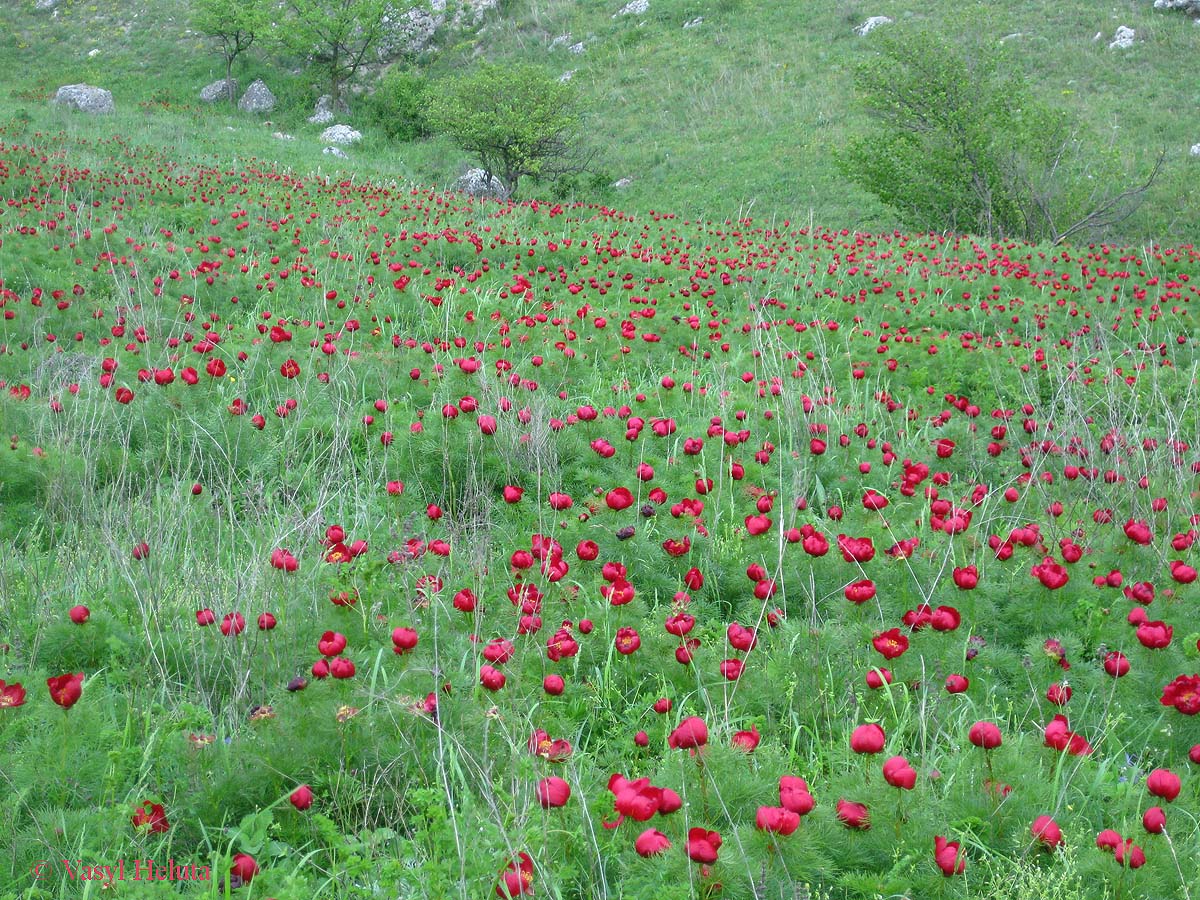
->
[226,54,236,105]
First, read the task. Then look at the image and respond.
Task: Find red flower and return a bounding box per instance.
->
[1031,815,1062,850]
[727,622,757,651]
[279,359,300,379]
[131,801,169,833]
[606,487,634,511]
[290,785,314,811]
[668,716,708,750]
[317,631,347,657]
[1143,806,1166,834]
[779,776,814,816]
[1136,620,1173,650]
[844,579,876,604]
[850,723,886,754]
[614,627,641,655]
[0,680,27,708]
[68,605,90,624]
[837,534,875,563]
[933,835,965,876]
[1031,557,1070,590]
[719,658,745,680]
[1160,673,1200,715]
[536,776,571,808]
[953,565,979,589]
[686,827,722,863]
[329,657,355,679]
[968,721,1002,750]
[1043,714,1092,755]
[47,673,83,709]
[1045,682,1072,705]
[872,628,908,659]
[1114,838,1146,869]
[270,548,299,572]
[196,608,216,626]
[835,798,870,830]
[220,612,245,636]
[229,853,259,885]
[480,665,506,691]
[391,627,419,654]
[1104,651,1131,678]
[945,674,969,694]
[257,612,276,631]
[634,828,671,857]
[867,668,893,689]
[755,806,801,835]
[882,755,917,790]
[732,724,760,752]
[1146,768,1181,802]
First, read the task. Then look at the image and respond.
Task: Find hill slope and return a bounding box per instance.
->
[2,0,1198,239]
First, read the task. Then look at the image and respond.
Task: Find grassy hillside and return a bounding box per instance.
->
[2,0,1197,239]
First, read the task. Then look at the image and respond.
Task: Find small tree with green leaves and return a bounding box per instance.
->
[192,0,267,104]
[278,0,396,109]
[427,62,592,198]
[838,30,1162,244]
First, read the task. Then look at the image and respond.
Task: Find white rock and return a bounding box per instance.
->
[558,70,575,82]
[616,0,649,15]
[453,168,507,198]
[238,79,276,114]
[1109,26,1135,49]
[612,177,633,188]
[568,41,586,54]
[855,16,893,36]
[52,84,114,114]
[683,16,703,29]
[272,132,295,141]
[200,79,238,103]
[323,146,349,159]
[1190,143,1200,156]
[320,124,362,145]
[87,48,100,58]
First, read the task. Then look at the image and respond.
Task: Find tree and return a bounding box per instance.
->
[426,62,593,197]
[192,0,267,104]
[838,30,1161,244]
[279,0,393,109]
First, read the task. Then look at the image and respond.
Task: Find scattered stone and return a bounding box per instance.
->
[323,146,349,159]
[1000,32,1025,43]
[272,132,295,141]
[612,177,633,188]
[1109,26,1135,49]
[558,70,575,83]
[855,16,893,36]
[308,94,343,124]
[1093,31,1102,41]
[549,34,573,50]
[1154,0,1200,14]
[35,0,59,10]
[453,0,498,27]
[616,0,649,15]
[453,168,507,199]
[683,16,704,29]
[1190,143,1200,157]
[238,79,276,114]
[52,84,114,114]
[87,48,101,58]
[200,79,238,103]
[320,124,362,145]
[568,41,586,54]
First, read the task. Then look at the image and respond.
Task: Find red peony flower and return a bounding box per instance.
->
[536,776,571,808]
[131,801,170,833]
[732,724,760,752]
[230,853,259,885]
[934,835,965,876]
[686,827,722,863]
[668,716,708,750]
[0,680,27,708]
[872,628,909,659]
[836,798,870,830]
[755,806,801,835]
[850,723,886,754]
[634,828,672,857]
[968,721,1002,749]
[1146,768,1181,802]
[496,852,534,898]
[1160,673,1200,715]
[882,755,917,790]
[1031,815,1062,850]
[47,673,83,709]
[68,605,90,624]
[290,785,314,811]
[779,776,815,816]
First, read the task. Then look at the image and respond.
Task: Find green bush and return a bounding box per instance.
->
[364,69,429,142]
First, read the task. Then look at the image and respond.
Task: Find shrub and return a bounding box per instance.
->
[364,69,429,142]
